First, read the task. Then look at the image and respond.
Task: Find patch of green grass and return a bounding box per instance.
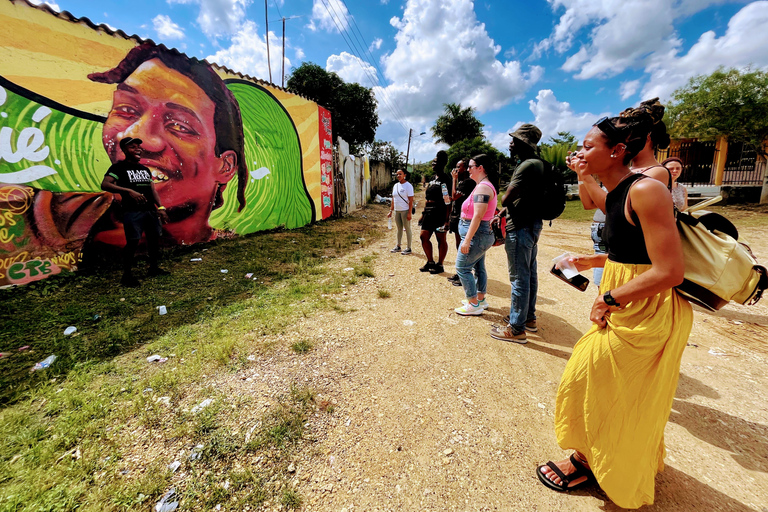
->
[378,289,391,298]
[0,207,386,511]
[281,488,303,509]
[557,198,598,222]
[291,340,313,353]
[354,266,375,278]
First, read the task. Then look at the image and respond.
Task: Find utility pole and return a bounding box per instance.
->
[405,128,412,171]
[265,0,272,83]
[281,17,286,87]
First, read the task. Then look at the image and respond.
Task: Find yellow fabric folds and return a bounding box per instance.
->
[555,260,693,509]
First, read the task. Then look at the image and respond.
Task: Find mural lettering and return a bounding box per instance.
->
[8,259,61,284]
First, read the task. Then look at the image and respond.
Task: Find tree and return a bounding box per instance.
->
[541,142,578,183]
[543,131,578,148]
[287,62,380,150]
[364,139,405,170]
[666,68,768,155]
[431,103,484,146]
[445,137,511,184]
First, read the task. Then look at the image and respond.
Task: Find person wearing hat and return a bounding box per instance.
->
[489,124,545,343]
[101,137,169,287]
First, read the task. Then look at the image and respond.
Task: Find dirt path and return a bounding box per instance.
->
[273,201,768,511]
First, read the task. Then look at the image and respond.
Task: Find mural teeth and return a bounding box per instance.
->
[151,169,169,181]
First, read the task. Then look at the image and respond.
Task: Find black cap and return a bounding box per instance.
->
[119,137,143,149]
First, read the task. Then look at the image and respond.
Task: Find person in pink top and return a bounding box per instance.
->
[454,154,498,316]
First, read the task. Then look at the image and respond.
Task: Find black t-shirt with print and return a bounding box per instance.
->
[105,160,155,212]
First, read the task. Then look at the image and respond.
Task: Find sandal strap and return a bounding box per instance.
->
[545,461,569,484]
[568,453,592,480]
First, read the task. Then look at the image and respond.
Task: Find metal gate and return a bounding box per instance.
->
[658,141,718,186]
[722,142,764,185]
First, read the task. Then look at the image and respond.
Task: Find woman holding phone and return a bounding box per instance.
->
[537,108,693,509]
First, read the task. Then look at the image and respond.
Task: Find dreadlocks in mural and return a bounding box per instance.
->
[0,42,321,286]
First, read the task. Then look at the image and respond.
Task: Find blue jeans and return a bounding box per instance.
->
[505,220,542,329]
[591,221,607,288]
[456,219,495,298]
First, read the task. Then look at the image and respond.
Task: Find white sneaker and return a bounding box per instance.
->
[455,301,484,316]
[462,298,489,310]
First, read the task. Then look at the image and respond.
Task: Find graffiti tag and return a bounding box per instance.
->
[7,258,61,284]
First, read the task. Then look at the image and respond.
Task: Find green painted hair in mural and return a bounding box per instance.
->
[212,80,313,233]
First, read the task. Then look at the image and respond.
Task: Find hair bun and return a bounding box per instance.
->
[619,97,665,125]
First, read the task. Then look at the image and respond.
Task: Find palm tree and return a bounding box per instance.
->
[431,103,484,146]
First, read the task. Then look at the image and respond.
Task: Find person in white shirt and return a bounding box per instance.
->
[387,169,414,255]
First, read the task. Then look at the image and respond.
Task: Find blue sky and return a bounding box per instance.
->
[30,0,768,162]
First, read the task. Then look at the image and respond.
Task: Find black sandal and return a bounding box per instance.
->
[536,454,594,492]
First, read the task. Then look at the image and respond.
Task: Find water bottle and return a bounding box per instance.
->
[388,217,392,230]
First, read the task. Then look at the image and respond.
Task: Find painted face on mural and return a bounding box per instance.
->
[102,58,237,245]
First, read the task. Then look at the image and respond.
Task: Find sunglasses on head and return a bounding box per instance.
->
[594,117,624,144]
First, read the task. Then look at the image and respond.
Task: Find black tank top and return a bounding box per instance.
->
[603,174,651,264]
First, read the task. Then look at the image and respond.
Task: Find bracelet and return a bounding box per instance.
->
[157,206,166,211]
[577,181,584,185]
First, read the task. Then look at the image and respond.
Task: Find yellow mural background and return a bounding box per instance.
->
[0,0,323,216]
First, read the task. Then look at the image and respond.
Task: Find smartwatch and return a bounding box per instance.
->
[603,290,620,307]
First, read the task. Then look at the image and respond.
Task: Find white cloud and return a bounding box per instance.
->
[308,0,350,33]
[167,0,251,39]
[619,79,641,100]
[206,20,290,82]
[527,90,607,142]
[326,52,378,87]
[642,1,768,101]
[152,14,185,40]
[373,0,541,129]
[537,0,744,80]
[28,0,60,11]
[369,38,383,52]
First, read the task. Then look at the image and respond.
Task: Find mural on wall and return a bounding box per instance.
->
[0,1,331,287]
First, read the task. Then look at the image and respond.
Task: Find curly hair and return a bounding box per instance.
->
[599,97,669,164]
[89,43,248,212]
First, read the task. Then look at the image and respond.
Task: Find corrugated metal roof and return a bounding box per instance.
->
[9,0,313,101]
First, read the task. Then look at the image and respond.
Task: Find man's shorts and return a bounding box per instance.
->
[123,211,162,241]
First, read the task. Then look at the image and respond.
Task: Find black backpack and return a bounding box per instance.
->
[536,159,566,221]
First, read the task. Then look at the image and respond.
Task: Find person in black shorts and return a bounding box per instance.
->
[447,158,474,285]
[101,137,170,287]
[418,151,451,274]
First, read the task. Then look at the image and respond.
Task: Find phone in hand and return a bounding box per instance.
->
[550,265,589,292]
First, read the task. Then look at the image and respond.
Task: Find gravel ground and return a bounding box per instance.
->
[222,200,768,511]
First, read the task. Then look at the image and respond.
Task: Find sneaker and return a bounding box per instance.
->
[401,248,412,255]
[489,325,527,343]
[120,274,141,287]
[420,261,435,272]
[462,298,489,310]
[455,301,484,316]
[502,316,539,332]
[391,245,401,253]
[429,264,445,274]
[148,267,171,277]
[447,274,459,282]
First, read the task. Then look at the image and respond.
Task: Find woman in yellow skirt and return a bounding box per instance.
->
[537,109,693,509]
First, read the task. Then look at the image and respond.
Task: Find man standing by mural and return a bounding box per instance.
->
[88,43,248,249]
[101,137,169,286]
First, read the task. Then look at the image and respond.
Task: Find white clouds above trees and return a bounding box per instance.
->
[206,20,289,81]
[326,52,378,87]
[373,0,541,127]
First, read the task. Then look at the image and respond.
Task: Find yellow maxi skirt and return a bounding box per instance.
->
[555,260,693,509]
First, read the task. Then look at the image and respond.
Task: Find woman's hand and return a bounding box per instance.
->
[460,239,471,254]
[590,294,611,328]
[407,211,412,221]
[387,210,392,218]
[557,254,598,272]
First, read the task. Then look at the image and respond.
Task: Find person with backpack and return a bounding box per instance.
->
[489,124,547,343]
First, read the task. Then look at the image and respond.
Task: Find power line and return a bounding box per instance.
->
[338,0,410,124]
[319,0,409,135]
